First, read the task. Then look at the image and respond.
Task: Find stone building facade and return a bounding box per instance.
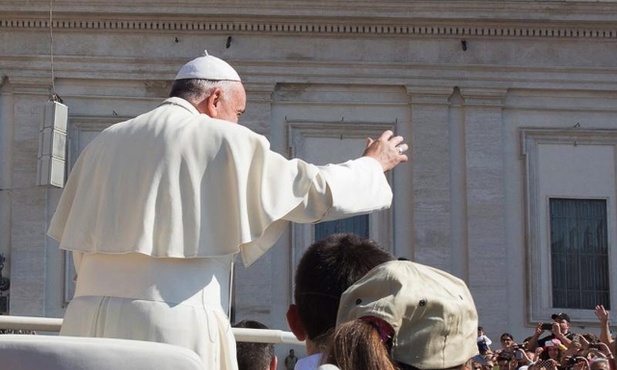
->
[2,0,617,357]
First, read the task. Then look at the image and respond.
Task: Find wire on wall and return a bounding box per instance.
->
[49,0,62,103]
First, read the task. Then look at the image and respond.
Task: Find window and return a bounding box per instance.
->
[314,215,370,241]
[286,121,394,270]
[522,129,617,324]
[269,83,408,299]
[549,198,609,310]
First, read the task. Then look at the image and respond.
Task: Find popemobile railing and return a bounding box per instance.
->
[0,315,303,344]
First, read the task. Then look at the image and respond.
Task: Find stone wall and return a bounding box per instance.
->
[2,2,617,358]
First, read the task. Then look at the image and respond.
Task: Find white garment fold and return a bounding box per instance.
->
[48,97,392,267]
[61,252,235,370]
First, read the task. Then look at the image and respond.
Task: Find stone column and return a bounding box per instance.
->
[448,87,469,281]
[242,82,276,136]
[0,77,14,314]
[459,87,507,324]
[8,77,52,316]
[406,86,453,271]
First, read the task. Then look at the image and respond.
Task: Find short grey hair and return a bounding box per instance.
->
[169,79,238,103]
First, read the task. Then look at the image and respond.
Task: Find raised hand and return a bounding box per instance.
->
[362,130,408,172]
[595,305,610,325]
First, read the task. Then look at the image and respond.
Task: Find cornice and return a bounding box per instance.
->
[5,76,53,95]
[2,1,617,22]
[1,14,616,40]
[521,128,617,157]
[4,55,617,92]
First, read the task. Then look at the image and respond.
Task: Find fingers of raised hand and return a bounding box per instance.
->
[378,130,394,141]
[388,134,404,146]
[396,143,409,154]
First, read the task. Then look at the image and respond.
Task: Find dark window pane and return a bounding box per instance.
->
[314,215,369,242]
[549,198,609,310]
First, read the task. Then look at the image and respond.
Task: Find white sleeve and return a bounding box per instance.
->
[283,156,392,223]
[317,156,392,221]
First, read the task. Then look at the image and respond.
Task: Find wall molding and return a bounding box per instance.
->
[2,17,616,39]
[521,128,617,325]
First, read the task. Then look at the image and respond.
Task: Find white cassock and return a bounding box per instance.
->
[48,97,393,370]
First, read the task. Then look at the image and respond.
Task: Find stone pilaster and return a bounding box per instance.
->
[406,86,453,271]
[8,77,53,316]
[459,87,508,325]
[0,77,14,314]
[243,82,276,136]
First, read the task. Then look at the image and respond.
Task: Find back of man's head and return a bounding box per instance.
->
[233,320,276,370]
[169,52,242,104]
[293,233,394,344]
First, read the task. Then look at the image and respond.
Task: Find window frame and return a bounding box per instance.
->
[287,121,394,272]
[521,128,617,325]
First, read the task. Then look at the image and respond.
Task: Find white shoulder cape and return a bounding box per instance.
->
[48,98,392,267]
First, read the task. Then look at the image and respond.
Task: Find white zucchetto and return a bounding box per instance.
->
[174,50,241,82]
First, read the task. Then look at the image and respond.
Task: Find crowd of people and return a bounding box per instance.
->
[473,309,615,370]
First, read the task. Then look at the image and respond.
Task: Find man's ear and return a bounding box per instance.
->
[269,355,278,370]
[198,88,222,117]
[286,304,306,341]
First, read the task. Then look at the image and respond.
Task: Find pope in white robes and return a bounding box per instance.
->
[47,51,408,370]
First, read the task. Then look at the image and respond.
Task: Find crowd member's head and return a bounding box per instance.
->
[483,359,495,370]
[541,339,563,361]
[170,51,246,124]
[496,351,515,370]
[322,260,479,370]
[571,357,589,370]
[233,320,277,370]
[590,358,610,370]
[471,355,487,370]
[551,312,572,334]
[287,233,394,352]
[581,332,599,343]
[500,333,515,350]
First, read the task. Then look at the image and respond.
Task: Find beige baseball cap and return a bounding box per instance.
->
[174,50,241,81]
[336,260,479,369]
